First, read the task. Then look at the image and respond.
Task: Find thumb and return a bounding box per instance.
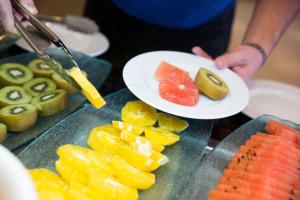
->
[215,51,246,69]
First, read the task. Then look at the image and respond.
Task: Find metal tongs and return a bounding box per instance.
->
[12,0,81,90]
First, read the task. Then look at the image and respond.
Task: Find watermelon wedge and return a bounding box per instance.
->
[155,61,190,83]
[209,121,300,200]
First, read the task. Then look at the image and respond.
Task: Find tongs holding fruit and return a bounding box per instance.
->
[11,0,106,108]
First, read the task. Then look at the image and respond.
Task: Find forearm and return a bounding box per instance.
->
[243,0,300,55]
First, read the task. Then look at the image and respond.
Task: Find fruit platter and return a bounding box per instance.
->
[0,49,111,150]
[17,89,213,200]
[175,115,300,200]
[123,51,249,119]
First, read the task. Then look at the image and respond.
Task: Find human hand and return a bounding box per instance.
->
[0,0,37,32]
[192,45,264,83]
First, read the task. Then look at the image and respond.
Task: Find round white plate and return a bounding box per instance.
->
[0,145,37,200]
[16,21,110,57]
[243,79,300,123]
[123,51,249,119]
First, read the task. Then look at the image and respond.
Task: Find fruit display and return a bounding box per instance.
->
[155,61,230,106]
[29,100,188,200]
[0,59,104,138]
[155,61,199,106]
[208,120,300,200]
[195,68,229,100]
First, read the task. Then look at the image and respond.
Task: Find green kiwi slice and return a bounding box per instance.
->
[0,123,7,143]
[0,63,33,85]
[0,104,37,132]
[0,86,32,107]
[28,59,54,77]
[23,77,57,97]
[195,68,229,100]
[52,70,87,94]
[31,89,67,116]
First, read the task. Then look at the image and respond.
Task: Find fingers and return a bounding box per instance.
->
[215,51,247,69]
[192,46,212,59]
[0,0,37,32]
[0,0,15,32]
[20,0,38,15]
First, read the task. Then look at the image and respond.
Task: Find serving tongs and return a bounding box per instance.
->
[11,0,81,90]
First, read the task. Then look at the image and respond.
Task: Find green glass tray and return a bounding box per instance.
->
[1,49,111,150]
[17,89,213,200]
[176,115,300,200]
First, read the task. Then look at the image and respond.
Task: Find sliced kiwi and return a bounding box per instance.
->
[23,77,57,97]
[28,59,54,77]
[31,89,67,116]
[195,68,229,100]
[52,70,87,94]
[0,86,32,107]
[0,123,7,143]
[0,104,37,132]
[0,63,33,85]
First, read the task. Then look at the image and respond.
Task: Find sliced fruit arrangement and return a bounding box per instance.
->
[0,59,105,141]
[29,100,188,200]
[155,61,199,106]
[208,120,300,200]
[155,61,230,106]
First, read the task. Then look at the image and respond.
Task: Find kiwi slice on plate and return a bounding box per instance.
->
[0,86,32,106]
[52,70,87,94]
[0,63,33,85]
[0,104,38,132]
[31,89,67,116]
[0,123,7,143]
[28,59,54,77]
[195,68,229,100]
[23,77,57,97]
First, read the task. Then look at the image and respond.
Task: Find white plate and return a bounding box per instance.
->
[243,79,300,123]
[16,21,110,57]
[0,145,37,200]
[123,51,249,119]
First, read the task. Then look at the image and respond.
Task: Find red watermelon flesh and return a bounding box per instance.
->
[223,169,300,196]
[228,159,300,179]
[159,78,199,106]
[218,176,299,199]
[155,61,190,83]
[216,183,292,200]
[219,175,296,195]
[209,190,247,200]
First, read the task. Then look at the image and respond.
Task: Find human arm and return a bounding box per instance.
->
[0,0,37,32]
[193,0,300,82]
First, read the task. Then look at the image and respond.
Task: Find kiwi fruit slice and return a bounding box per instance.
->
[0,86,32,107]
[0,123,7,143]
[52,70,87,94]
[0,63,33,85]
[195,68,229,100]
[0,104,37,132]
[23,77,57,97]
[31,89,67,116]
[28,59,54,77]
